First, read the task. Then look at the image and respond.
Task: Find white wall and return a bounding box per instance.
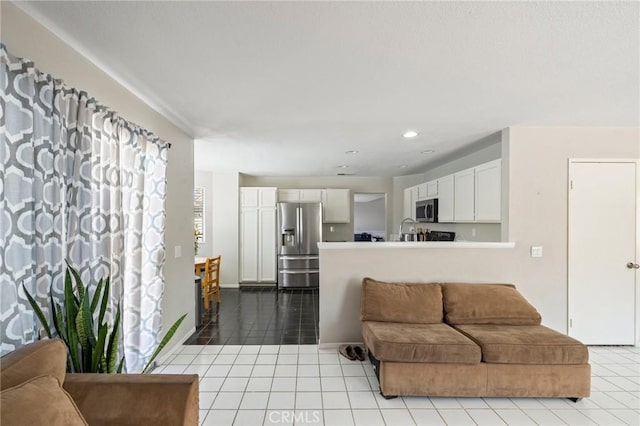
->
[503,126,639,343]
[211,173,240,287]
[320,127,640,345]
[2,3,196,351]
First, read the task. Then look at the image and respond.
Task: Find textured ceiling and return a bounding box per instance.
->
[16,1,640,176]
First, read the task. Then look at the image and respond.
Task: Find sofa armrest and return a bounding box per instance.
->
[63,373,198,426]
[0,339,67,390]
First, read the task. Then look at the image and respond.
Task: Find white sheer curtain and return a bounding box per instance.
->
[1,44,169,372]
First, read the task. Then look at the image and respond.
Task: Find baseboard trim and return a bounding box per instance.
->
[156,326,196,365]
[318,341,364,350]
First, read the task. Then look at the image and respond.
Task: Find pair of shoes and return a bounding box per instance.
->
[353,346,366,361]
[338,345,366,361]
[339,344,356,360]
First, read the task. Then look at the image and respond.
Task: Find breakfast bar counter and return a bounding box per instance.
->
[317,241,519,346]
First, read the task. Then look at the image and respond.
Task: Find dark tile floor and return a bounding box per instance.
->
[185,287,319,345]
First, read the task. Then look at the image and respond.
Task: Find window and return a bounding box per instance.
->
[194,187,205,243]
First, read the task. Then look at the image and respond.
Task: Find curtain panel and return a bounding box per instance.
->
[0,44,169,372]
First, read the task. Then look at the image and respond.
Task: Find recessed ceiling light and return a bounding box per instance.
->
[421,149,435,154]
[403,131,418,139]
[345,150,358,154]
[399,164,409,169]
[336,165,349,169]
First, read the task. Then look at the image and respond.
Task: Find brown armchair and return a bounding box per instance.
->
[0,339,198,426]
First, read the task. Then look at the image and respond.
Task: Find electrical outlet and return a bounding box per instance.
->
[471,228,476,237]
[174,245,182,258]
[530,246,543,258]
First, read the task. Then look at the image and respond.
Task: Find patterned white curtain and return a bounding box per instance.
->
[0,44,169,372]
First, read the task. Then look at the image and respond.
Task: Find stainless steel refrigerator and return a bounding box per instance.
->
[277,202,322,288]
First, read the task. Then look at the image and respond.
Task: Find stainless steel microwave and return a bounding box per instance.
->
[416,199,438,223]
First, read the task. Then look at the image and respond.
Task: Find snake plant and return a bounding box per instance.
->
[23,262,186,374]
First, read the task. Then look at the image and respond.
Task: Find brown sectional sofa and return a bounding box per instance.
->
[0,339,199,425]
[361,278,590,401]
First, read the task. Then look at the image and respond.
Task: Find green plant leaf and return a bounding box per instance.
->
[54,302,67,342]
[64,271,81,372]
[76,286,97,372]
[116,356,125,373]
[92,323,108,372]
[98,277,110,328]
[106,304,121,374]
[67,261,84,299]
[21,283,52,338]
[141,313,187,374]
[65,268,80,307]
[90,278,104,314]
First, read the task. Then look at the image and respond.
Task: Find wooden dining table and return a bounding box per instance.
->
[194,257,207,277]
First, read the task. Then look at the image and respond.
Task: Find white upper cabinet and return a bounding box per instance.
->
[322,188,351,223]
[299,189,323,202]
[453,168,475,222]
[437,175,454,223]
[426,180,438,198]
[242,187,277,208]
[278,189,300,202]
[278,189,323,203]
[416,183,429,201]
[474,159,502,222]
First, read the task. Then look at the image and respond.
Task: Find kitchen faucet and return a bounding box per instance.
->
[398,217,417,241]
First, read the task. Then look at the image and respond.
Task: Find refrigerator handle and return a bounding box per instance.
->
[298,206,304,251]
[296,207,301,251]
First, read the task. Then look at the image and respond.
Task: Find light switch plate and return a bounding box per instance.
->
[530,246,543,258]
[174,245,182,258]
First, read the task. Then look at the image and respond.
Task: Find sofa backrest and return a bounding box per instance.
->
[0,339,67,390]
[360,278,443,324]
[442,283,542,325]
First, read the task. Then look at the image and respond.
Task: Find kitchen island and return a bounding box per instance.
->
[317,241,517,346]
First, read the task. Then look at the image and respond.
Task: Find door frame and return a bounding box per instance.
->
[567,158,639,346]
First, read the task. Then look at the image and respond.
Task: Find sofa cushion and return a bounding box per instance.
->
[361,278,443,324]
[454,324,589,365]
[0,339,67,390]
[0,375,88,426]
[442,283,541,325]
[363,321,481,364]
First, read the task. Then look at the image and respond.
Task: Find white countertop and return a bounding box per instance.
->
[317,241,515,249]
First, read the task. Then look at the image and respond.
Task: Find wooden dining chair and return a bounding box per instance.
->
[202,255,221,310]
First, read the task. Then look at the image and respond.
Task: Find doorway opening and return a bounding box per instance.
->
[353,193,387,241]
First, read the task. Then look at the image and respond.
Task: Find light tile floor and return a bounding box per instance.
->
[155,345,640,425]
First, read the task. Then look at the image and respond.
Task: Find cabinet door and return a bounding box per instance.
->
[323,188,351,223]
[426,180,438,198]
[474,159,501,222]
[240,208,259,282]
[259,208,277,282]
[454,169,475,222]
[410,187,419,221]
[278,189,300,202]
[403,187,413,219]
[437,175,454,223]
[259,188,277,208]
[416,183,428,201]
[300,189,323,202]
[240,187,259,208]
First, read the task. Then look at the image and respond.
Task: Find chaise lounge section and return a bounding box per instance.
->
[361,278,590,401]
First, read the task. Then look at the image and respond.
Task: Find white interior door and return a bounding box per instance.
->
[568,161,637,345]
